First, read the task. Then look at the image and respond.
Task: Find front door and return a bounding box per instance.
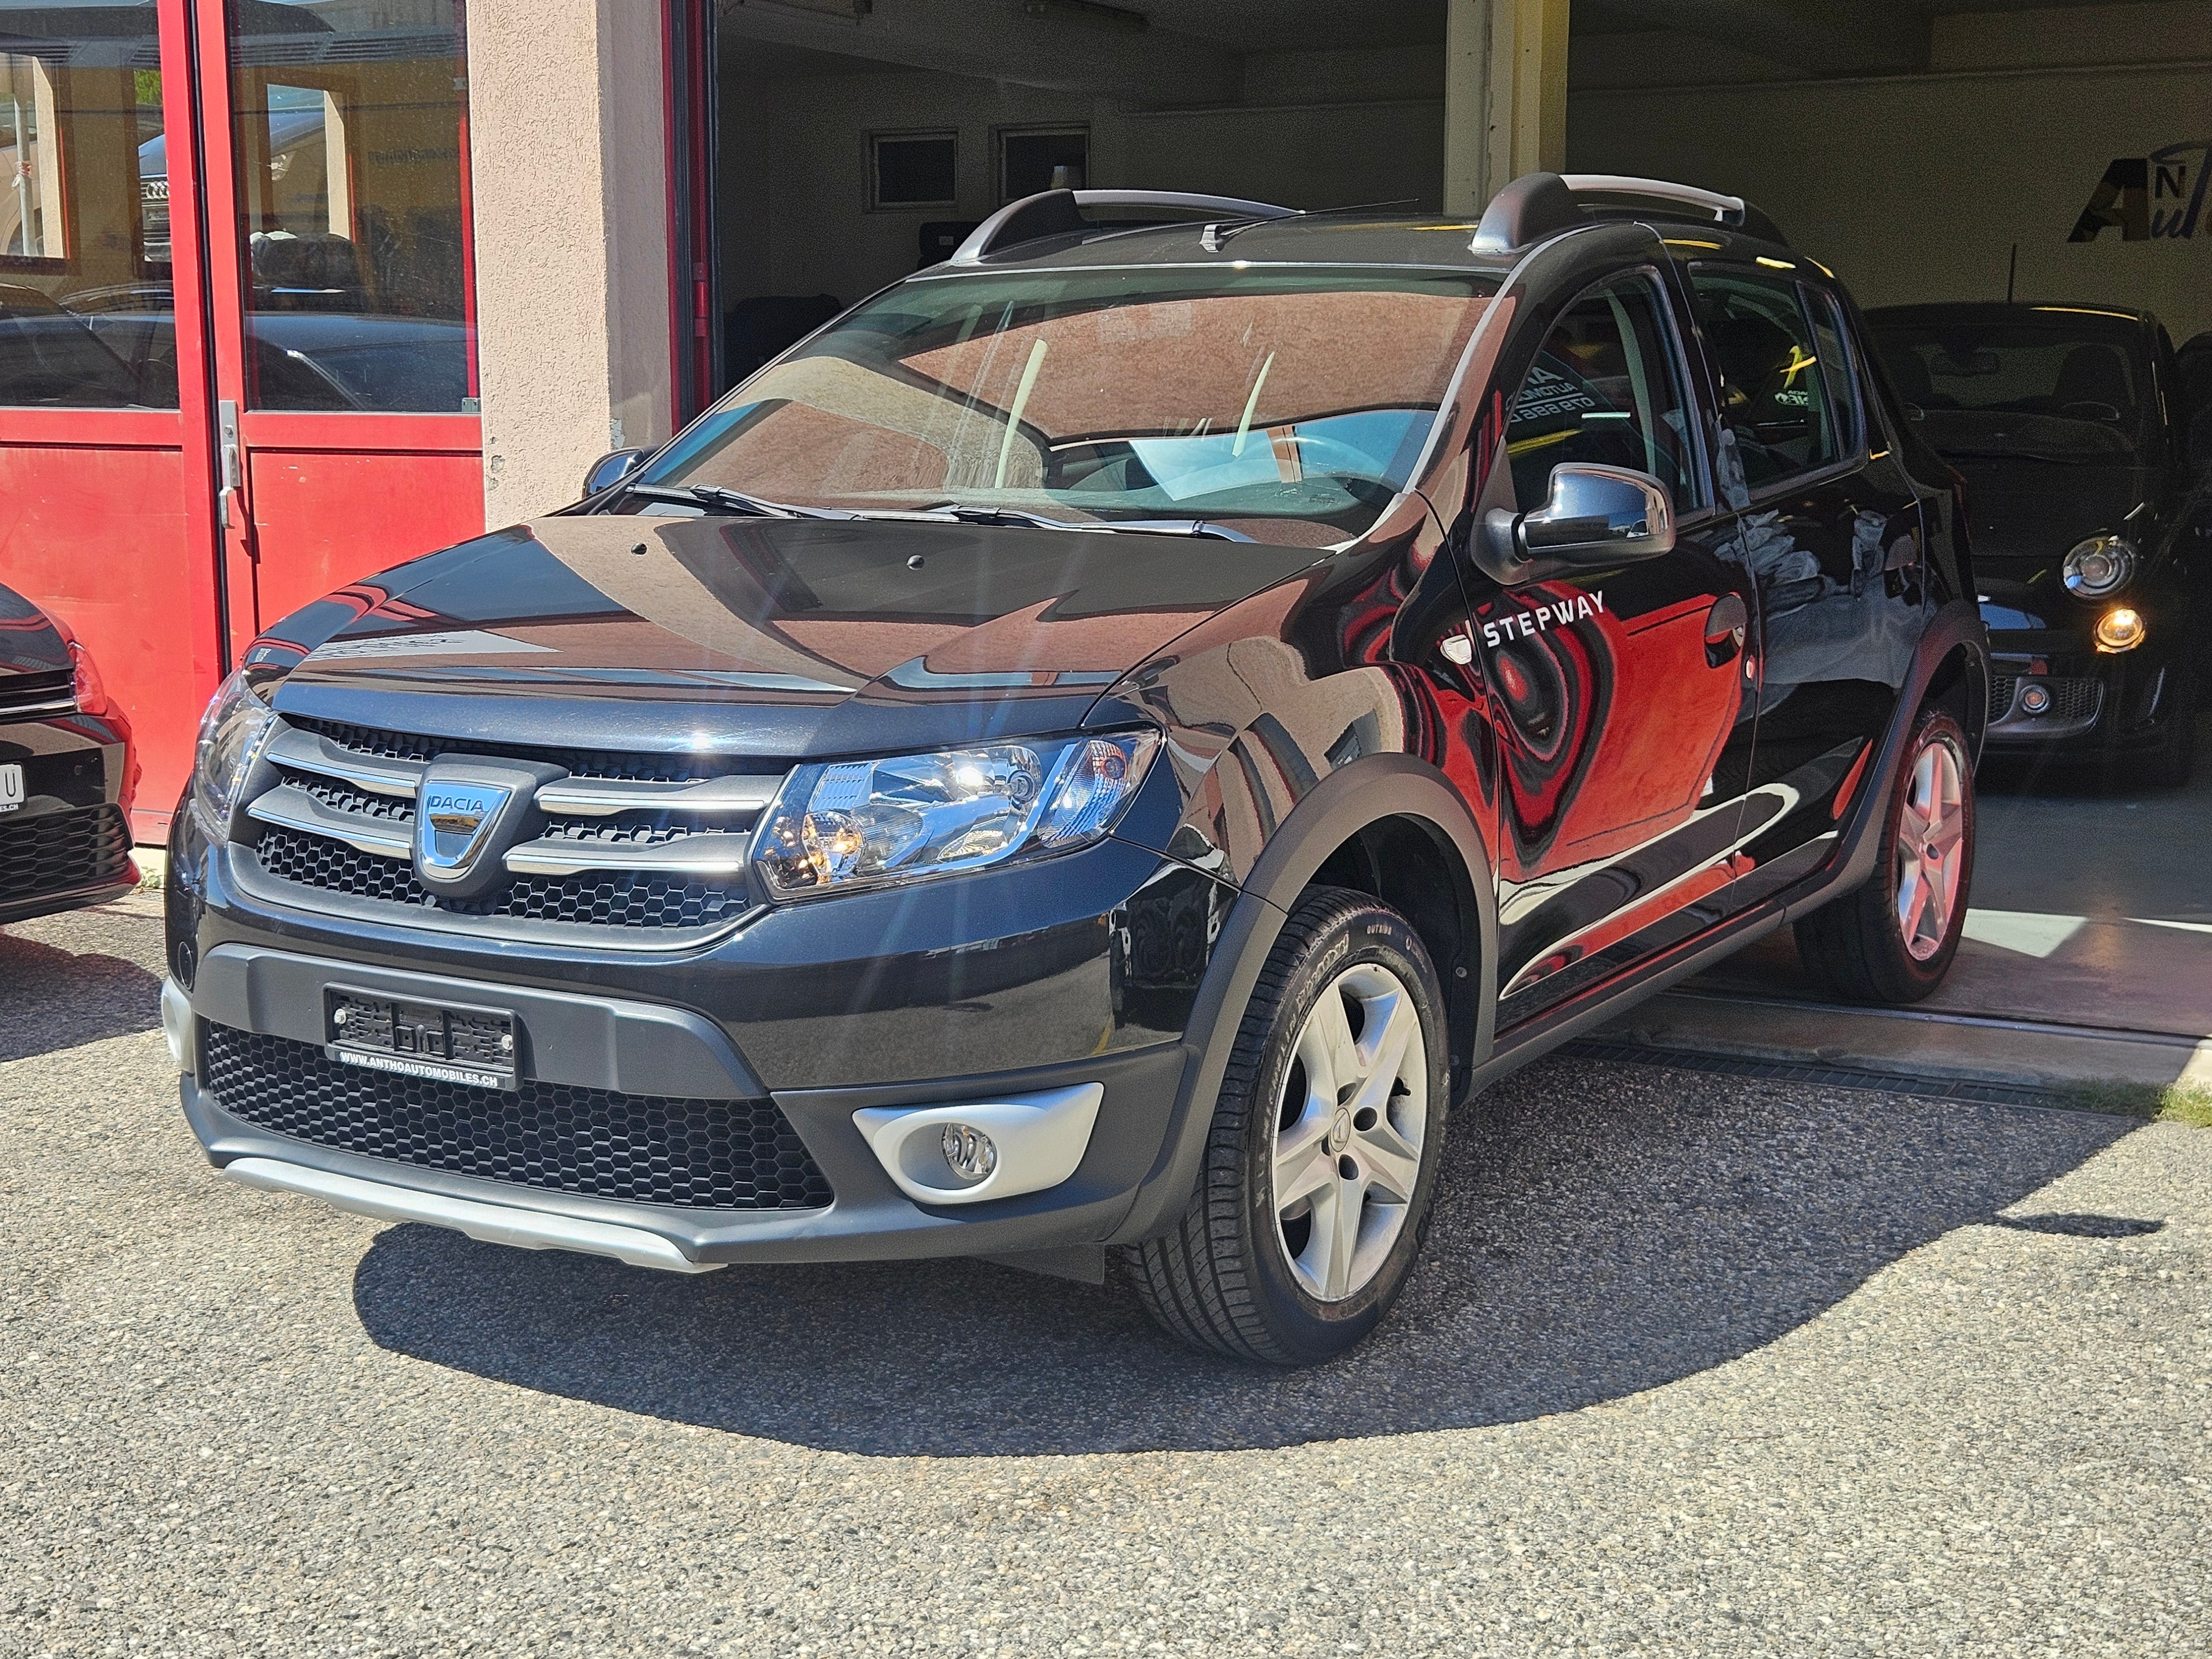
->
[1470,268,1762,1026]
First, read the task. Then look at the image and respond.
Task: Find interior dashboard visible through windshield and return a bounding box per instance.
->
[622,263,1500,549]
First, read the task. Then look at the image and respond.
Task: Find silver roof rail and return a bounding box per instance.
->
[948,189,1298,264]
[1559,175,1746,226]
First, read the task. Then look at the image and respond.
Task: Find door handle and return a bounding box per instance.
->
[217,399,244,530]
[1703,593,1749,668]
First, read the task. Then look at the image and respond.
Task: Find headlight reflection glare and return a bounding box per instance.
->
[754,732,1159,898]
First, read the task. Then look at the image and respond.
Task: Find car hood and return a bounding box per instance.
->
[1946,456,2147,568]
[268,514,1331,758]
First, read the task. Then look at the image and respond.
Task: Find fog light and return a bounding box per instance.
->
[2095,607,2146,653]
[2019,681,2053,716]
[941,1123,998,1181]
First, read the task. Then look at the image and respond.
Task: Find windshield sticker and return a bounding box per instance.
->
[306,629,556,662]
[1483,591,1603,648]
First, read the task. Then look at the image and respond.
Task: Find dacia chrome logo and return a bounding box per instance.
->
[418,780,512,876]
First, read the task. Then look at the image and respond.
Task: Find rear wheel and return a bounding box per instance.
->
[1795,707,1974,1004]
[1125,888,1447,1365]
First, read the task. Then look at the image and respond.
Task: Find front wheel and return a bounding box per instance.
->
[1794,707,1975,1004]
[1125,888,1448,1365]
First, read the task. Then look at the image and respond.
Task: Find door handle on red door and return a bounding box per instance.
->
[1704,594,1749,668]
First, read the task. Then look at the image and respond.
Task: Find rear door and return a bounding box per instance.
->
[1471,263,1762,1026]
[1686,265,1926,904]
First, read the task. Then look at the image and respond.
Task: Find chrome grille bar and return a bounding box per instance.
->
[247,782,413,859]
[534,774,780,818]
[503,832,754,878]
[264,724,425,799]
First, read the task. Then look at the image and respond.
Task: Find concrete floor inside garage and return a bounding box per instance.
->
[1608,713,2212,1094]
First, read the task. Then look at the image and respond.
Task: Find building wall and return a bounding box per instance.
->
[713,43,1463,322]
[1568,8,2212,341]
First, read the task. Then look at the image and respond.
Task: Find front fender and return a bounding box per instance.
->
[1107,755,1498,1245]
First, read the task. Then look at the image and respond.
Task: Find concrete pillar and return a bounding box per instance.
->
[468,0,675,523]
[1443,0,1571,216]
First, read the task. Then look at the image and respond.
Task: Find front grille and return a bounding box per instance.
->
[202,1022,832,1211]
[247,720,766,932]
[0,804,132,904]
[0,670,72,716]
[254,826,748,928]
[291,717,743,783]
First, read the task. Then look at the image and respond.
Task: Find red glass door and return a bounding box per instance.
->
[190,0,483,656]
[0,0,225,843]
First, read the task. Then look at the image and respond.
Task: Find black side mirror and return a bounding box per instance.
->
[1480,462,1676,580]
[581,447,650,500]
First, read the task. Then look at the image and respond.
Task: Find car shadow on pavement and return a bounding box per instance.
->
[0,922,164,1062]
[352,1057,2137,1455]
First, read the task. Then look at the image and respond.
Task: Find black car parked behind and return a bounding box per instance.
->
[1866,302,2206,786]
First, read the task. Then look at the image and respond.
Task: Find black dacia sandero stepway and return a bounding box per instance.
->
[166,175,1991,1364]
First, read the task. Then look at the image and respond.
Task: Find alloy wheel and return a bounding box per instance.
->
[1895,731,1967,961]
[1270,961,1431,1302]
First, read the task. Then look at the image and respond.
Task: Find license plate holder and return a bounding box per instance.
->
[324,988,518,1091]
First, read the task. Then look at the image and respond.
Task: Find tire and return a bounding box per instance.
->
[1124,887,1449,1365]
[2148,667,2200,789]
[1794,707,1975,1004]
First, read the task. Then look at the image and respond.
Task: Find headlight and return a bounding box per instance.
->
[191,669,279,837]
[752,731,1160,899]
[2063,535,2136,598]
[2094,607,2146,653]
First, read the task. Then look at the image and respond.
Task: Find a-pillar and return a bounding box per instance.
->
[466,0,676,523]
[1443,0,1571,217]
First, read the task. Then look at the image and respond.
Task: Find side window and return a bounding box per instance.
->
[1505,277,1697,513]
[1690,268,1846,493]
[1803,289,1864,455]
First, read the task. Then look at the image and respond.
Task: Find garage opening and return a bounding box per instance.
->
[708,0,1457,390]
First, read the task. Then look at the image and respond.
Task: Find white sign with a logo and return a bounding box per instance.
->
[0,763,23,815]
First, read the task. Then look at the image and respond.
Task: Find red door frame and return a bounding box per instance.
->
[0,0,227,844]
[187,0,484,659]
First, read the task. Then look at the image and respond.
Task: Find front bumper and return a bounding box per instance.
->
[1980,634,2187,757]
[167,806,1234,1274]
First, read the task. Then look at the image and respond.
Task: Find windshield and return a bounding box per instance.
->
[630,265,1497,546]
[1868,314,2151,462]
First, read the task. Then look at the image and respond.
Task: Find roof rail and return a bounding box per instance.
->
[948,189,1298,264]
[1471,171,1788,253]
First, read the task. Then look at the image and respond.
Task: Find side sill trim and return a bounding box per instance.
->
[221,1155,725,1274]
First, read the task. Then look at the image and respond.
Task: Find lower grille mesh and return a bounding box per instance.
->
[253,827,748,929]
[0,804,132,904]
[202,1023,831,1211]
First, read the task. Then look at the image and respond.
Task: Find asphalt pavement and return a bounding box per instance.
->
[3,900,2207,1657]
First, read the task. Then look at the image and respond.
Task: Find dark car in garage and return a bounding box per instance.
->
[1866,302,2206,785]
[0,584,139,924]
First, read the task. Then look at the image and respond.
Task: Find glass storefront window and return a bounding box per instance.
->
[0,3,175,408]
[227,0,476,413]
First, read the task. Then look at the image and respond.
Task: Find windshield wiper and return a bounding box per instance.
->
[623,482,851,519]
[914,502,1248,539]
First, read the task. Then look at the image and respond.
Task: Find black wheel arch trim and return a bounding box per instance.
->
[1107,754,1499,1246]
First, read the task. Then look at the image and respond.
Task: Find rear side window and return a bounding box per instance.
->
[1691,268,1853,495]
[1504,275,1698,512]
